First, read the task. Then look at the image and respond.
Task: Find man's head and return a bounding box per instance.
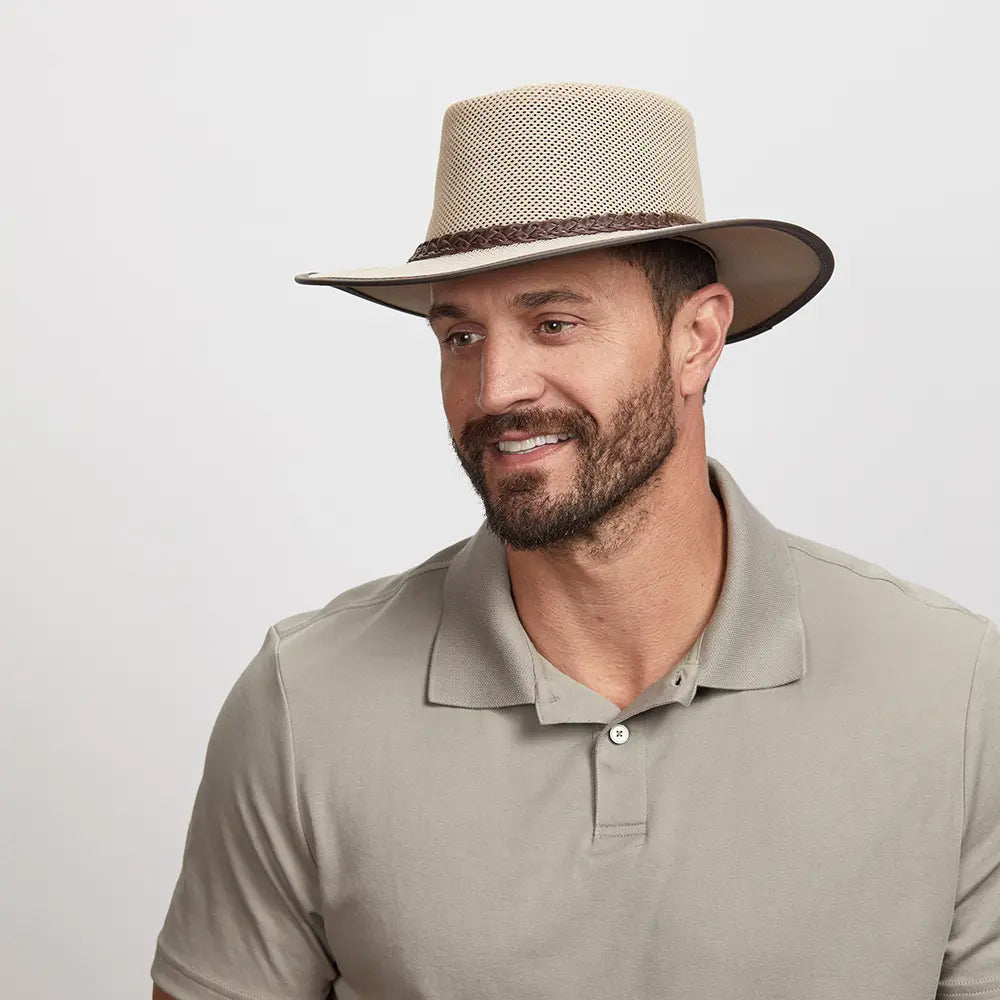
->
[428,239,732,551]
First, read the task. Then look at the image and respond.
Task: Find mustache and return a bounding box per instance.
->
[461,410,590,451]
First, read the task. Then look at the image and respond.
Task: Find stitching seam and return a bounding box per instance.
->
[941,976,1000,986]
[961,621,994,847]
[937,982,1000,997]
[785,543,985,618]
[272,626,318,870]
[277,559,454,638]
[155,949,274,1000]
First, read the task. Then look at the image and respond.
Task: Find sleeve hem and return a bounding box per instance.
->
[151,948,274,1000]
[938,977,1000,998]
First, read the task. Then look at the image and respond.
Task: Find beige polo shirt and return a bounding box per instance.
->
[151,456,1000,1000]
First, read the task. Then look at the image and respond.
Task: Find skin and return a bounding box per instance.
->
[429,247,734,710]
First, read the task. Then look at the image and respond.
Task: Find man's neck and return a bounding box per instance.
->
[505,441,727,710]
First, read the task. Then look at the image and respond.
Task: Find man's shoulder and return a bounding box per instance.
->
[781,528,990,644]
[268,532,472,655]
[212,535,476,753]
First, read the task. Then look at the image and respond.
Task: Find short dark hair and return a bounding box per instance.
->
[605,238,718,401]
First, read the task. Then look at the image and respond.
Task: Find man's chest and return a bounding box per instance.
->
[302,689,961,999]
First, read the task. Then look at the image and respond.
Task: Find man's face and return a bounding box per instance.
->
[428,248,678,551]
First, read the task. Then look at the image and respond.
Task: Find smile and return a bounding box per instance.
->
[489,437,574,466]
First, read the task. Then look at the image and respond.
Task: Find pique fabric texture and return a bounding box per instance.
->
[150,457,1000,1000]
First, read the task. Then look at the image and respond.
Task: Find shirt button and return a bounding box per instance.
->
[609,724,630,745]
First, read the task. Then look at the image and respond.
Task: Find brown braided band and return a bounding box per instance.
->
[408,211,700,262]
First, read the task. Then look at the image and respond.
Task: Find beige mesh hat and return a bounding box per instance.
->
[295,81,834,343]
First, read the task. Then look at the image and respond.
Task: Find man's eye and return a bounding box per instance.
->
[442,321,573,349]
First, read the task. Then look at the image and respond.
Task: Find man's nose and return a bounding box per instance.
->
[476,334,546,414]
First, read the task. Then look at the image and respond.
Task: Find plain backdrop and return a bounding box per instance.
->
[2,1,999,996]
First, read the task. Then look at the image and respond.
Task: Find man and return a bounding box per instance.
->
[150,83,999,999]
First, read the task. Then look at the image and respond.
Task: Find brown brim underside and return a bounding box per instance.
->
[294,218,834,344]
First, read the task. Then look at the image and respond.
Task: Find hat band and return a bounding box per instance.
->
[408,211,699,262]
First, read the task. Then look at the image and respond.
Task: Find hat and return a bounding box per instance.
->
[295,82,834,343]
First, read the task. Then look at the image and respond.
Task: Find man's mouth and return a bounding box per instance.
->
[494,433,574,454]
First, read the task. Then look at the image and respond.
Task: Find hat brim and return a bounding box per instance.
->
[294,219,834,343]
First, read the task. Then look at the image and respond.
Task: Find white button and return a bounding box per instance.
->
[609,724,630,745]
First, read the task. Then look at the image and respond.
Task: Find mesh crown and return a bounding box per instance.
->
[425,82,707,240]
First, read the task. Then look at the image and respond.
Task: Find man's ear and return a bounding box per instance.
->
[673,282,733,400]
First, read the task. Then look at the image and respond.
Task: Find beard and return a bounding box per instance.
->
[449,336,678,551]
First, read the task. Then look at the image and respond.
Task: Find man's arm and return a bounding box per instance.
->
[149,627,337,999]
[937,619,1000,996]
[152,988,174,1000]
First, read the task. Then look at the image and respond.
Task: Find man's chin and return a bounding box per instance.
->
[481,502,584,550]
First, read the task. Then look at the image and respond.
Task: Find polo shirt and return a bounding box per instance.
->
[151,455,1000,1000]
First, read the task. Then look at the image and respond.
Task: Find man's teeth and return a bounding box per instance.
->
[496,434,571,454]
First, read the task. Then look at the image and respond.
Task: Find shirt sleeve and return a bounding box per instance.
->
[937,619,1000,998]
[150,626,338,1000]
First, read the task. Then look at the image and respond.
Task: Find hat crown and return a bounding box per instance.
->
[424,82,707,242]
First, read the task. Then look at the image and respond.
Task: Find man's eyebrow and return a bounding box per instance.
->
[511,287,592,310]
[426,287,592,326]
[426,302,468,325]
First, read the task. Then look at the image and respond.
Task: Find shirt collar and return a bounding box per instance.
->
[427,456,807,714]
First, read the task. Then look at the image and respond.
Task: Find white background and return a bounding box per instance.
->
[3,1,998,997]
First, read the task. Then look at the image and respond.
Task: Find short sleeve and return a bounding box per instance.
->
[150,627,338,1000]
[938,619,1000,998]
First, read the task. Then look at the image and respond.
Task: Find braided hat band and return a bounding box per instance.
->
[408,212,699,262]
